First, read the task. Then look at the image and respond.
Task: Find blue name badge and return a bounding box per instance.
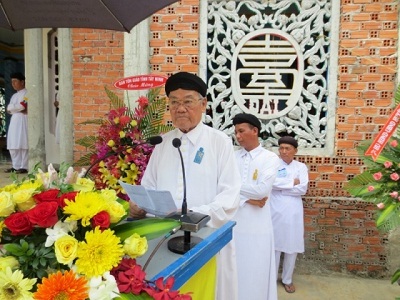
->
[277,168,287,178]
[194,147,204,164]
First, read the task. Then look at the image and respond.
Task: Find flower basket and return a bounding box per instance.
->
[0,164,191,299]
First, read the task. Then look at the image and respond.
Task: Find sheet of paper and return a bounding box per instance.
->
[119,181,177,217]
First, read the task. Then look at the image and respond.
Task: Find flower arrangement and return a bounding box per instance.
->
[345,86,400,285]
[75,87,173,198]
[0,164,190,300]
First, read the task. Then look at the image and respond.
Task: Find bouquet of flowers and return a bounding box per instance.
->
[75,87,173,198]
[0,164,190,300]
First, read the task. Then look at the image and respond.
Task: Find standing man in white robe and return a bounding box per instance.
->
[5,72,28,174]
[270,136,309,293]
[232,113,279,300]
[130,72,241,300]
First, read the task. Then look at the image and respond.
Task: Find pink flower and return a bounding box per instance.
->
[390,140,398,147]
[384,161,393,168]
[390,173,400,181]
[373,172,383,180]
[377,203,385,209]
[367,186,375,192]
[390,191,399,198]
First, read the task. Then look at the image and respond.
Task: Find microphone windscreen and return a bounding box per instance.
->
[172,138,181,148]
[148,136,163,145]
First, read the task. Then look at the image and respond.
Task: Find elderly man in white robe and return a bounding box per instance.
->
[232,113,280,300]
[130,72,241,300]
[270,136,309,293]
[5,72,28,174]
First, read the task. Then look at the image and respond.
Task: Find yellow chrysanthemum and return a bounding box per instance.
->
[130,120,137,127]
[0,267,36,300]
[33,270,88,300]
[113,117,120,124]
[119,131,126,138]
[76,227,123,277]
[63,191,109,226]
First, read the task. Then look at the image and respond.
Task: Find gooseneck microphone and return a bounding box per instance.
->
[172,138,187,215]
[84,135,163,178]
[168,137,210,254]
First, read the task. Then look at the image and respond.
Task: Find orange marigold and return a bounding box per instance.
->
[33,270,88,300]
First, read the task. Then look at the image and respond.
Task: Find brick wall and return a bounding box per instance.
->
[71,0,399,277]
[72,29,125,158]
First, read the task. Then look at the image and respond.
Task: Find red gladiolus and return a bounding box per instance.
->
[4,212,34,236]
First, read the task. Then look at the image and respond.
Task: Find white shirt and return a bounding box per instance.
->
[233,145,279,300]
[7,88,28,149]
[270,159,309,253]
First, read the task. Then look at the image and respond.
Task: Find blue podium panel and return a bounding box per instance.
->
[137,221,236,289]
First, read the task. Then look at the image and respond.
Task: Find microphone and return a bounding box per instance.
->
[84,135,163,178]
[172,138,187,215]
[167,137,210,254]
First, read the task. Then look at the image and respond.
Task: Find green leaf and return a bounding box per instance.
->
[376,202,396,228]
[75,135,98,149]
[391,268,400,284]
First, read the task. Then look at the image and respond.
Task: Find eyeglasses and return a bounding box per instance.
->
[169,97,203,109]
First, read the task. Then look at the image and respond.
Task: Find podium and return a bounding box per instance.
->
[137,221,236,295]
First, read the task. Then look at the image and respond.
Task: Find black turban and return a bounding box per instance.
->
[165,72,207,97]
[278,136,298,148]
[10,72,25,81]
[232,113,261,133]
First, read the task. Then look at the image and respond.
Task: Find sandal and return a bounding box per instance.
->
[282,282,295,293]
[4,168,16,173]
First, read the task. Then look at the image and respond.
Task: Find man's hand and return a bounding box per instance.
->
[129,202,146,219]
[294,178,300,185]
[246,197,268,208]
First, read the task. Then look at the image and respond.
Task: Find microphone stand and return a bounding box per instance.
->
[167,138,209,254]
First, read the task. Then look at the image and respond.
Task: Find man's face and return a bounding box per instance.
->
[234,123,258,150]
[11,79,25,91]
[278,143,298,163]
[168,88,206,133]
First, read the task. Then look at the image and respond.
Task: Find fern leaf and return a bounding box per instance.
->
[75,136,97,149]
[74,153,93,167]
[105,86,124,109]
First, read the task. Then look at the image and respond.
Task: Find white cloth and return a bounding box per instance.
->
[233,145,280,300]
[9,149,28,170]
[141,122,241,300]
[275,251,297,284]
[270,159,309,254]
[7,88,28,150]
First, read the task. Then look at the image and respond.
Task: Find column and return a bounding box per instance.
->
[25,29,45,170]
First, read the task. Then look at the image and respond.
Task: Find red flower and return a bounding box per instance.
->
[34,189,60,203]
[27,202,59,228]
[373,172,382,181]
[390,173,400,181]
[119,115,131,126]
[117,264,147,294]
[145,277,179,300]
[59,191,78,208]
[137,96,149,107]
[91,211,110,229]
[4,212,34,236]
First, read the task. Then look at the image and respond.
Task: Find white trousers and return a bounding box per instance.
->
[9,149,29,170]
[275,251,297,285]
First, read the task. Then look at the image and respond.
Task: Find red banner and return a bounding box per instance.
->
[114,74,167,90]
[365,103,400,160]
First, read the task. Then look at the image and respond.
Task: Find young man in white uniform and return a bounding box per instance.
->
[270,136,309,293]
[5,72,28,174]
[130,72,241,300]
[232,113,280,300]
